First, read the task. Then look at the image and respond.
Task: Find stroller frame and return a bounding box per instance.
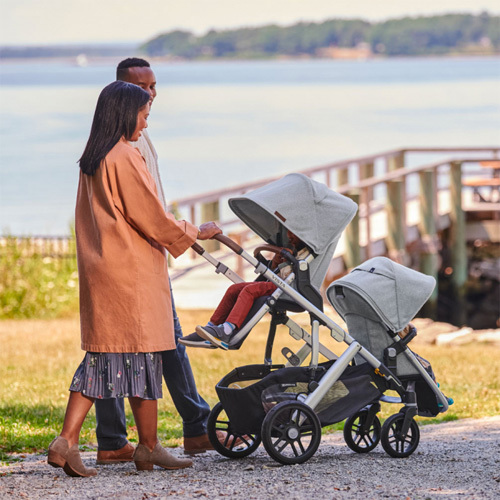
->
[192,234,449,464]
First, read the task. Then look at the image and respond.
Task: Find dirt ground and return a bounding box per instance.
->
[1,416,499,500]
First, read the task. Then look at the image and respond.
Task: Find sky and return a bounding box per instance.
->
[1,0,499,46]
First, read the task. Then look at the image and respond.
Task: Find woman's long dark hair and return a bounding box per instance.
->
[79,81,150,175]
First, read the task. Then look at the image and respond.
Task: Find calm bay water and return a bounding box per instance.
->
[0,57,499,235]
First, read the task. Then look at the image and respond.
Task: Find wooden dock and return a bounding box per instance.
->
[168,146,500,321]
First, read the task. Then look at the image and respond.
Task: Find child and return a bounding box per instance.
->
[192,231,307,350]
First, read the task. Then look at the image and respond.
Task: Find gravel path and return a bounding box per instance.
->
[1,416,499,500]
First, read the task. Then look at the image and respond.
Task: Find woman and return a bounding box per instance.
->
[47,80,221,477]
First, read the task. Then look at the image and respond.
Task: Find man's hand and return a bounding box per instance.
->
[197,221,222,240]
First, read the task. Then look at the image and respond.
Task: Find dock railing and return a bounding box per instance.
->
[170,146,499,252]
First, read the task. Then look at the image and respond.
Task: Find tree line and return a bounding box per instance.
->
[141,13,499,58]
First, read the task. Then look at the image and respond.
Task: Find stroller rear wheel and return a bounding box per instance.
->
[207,402,261,458]
[261,401,321,465]
[380,412,420,458]
[343,409,381,453]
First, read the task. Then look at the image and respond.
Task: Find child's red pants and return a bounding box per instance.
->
[210,281,277,328]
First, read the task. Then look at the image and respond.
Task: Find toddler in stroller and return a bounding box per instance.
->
[180,172,356,353]
[185,231,308,350]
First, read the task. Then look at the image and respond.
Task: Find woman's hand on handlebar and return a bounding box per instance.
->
[197,221,222,240]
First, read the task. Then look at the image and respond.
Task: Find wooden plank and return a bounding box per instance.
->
[360,187,372,259]
[462,178,500,186]
[200,201,220,252]
[359,161,374,181]
[449,161,467,325]
[387,151,404,172]
[386,179,406,263]
[344,191,360,269]
[479,160,500,168]
[419,169,439,319]
[337,167,349,188]
[359,161,374,259]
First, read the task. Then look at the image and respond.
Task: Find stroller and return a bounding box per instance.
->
[189,173,451,464]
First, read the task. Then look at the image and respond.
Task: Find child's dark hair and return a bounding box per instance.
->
[116,57,150,81]
[78,81,150,176]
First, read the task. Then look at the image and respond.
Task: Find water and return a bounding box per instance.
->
[1,57,499,235]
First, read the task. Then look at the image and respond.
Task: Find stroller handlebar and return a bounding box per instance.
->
[212,234,244,255]
[191,234,243,256]
[191,242,205,255]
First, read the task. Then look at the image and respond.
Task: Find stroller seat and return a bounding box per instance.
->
[327,256,444,417]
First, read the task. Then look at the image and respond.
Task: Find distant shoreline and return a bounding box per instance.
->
[1,52,499,66]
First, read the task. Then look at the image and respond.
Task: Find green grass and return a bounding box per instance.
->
[0,236,79,319]
[1,314,499,463]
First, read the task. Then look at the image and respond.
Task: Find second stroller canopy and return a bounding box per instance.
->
[228,173,358,289]
[327,256,436,332]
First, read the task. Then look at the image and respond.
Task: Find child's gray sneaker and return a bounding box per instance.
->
[178,332,217,349]
[196,324,232,350]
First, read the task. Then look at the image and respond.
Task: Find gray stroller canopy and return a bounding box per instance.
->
[326,256,436,332]
[229,173,358,289]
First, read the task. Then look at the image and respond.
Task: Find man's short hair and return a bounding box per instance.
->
[116,58,150,81]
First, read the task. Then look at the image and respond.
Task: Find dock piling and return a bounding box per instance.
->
[419,169,439,319]
[449,161,468,325]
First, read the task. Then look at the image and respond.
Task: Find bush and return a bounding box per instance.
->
[0,235,79,319]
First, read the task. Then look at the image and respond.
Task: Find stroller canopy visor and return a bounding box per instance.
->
[327,257,436,332]
[228,173,358,289]
[228,173,357,255]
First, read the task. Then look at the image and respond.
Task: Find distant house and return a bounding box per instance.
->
[316,43,372,60]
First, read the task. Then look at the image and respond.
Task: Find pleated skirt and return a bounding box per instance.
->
[69,352,163,400]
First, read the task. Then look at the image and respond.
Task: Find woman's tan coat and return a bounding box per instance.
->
[75,138,197,353]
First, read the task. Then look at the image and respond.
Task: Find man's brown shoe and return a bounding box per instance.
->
[183,431,228,455]
[96,442,135,464]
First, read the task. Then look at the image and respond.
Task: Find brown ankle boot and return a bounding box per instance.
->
[47,436,69,468]
[47,436,97,477]
[134,442,193,471]
[63,444,97,477]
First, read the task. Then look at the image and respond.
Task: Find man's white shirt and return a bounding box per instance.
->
[131,129,167,211]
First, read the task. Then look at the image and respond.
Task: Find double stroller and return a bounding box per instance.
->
[190,173,452,464]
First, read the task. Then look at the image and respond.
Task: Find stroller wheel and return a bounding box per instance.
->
[207,402,261,458]
[380,413,420,458]
[343,410,381,453]
[261,401,321,465]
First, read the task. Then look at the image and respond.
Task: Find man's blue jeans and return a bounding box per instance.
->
[94,286,210,450]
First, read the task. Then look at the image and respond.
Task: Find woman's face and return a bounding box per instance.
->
[130,104,150,142]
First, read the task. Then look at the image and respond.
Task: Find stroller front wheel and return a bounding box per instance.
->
[207,402,261,458]
[380,412,420,458]
[343,409,381,453]
[261,400,321,465]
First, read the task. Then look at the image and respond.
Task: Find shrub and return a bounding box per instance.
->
[0,235,79,319]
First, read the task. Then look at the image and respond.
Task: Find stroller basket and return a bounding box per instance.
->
[215,361,384,435]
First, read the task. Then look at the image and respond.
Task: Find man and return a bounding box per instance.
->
[94,58,218,463]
